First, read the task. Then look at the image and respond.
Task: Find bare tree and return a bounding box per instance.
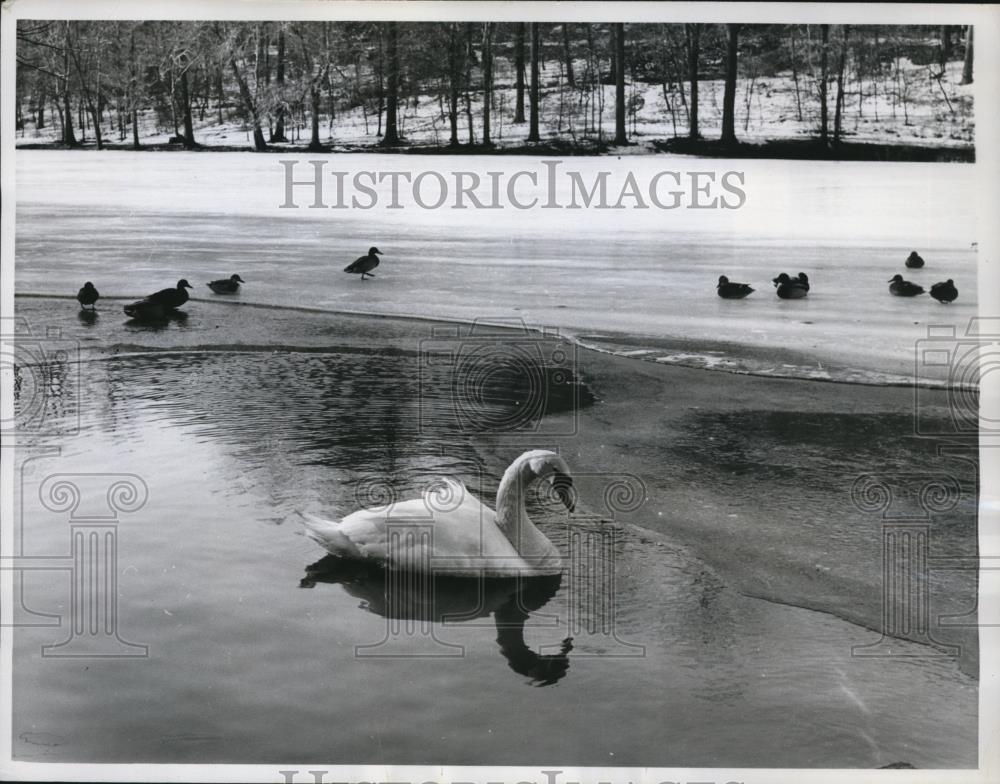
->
[528,22,540,142]
[961,25,973,85]
[514,23,526,123]
[381,22,400,145]
[721,23,739,145]
[613,23,627,145]
[685,23,700,139]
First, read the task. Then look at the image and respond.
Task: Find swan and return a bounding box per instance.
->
[929,279,958,303]
[716,275,754,299]
[300,450,573,577]
[76,282,99,310]
[344,247,382,280]
[207,274,244,294]
[888,274,924,297]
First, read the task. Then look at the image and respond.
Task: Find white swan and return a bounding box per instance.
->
[299,450,574,578]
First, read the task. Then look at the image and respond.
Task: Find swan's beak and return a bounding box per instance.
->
[552,473,575,512]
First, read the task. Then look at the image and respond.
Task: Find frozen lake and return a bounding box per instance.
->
[9,150,980,768]
[15,150,979,384]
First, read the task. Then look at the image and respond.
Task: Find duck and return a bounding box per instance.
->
[299,450,573,577]
[888,274,925,297]
[929,279,958,303]
[905,251,925,269]
[717,275,754,299]
[773,272,809,299]
[76,282,99,310]
[123,279,193,318]
[207,274,244,294]
[344,247,382,280]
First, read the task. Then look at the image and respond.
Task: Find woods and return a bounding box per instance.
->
[14,21,974,154]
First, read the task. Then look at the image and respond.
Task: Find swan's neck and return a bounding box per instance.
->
[495,462,554,561]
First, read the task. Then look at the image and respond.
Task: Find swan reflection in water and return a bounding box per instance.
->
[301,555,573,686]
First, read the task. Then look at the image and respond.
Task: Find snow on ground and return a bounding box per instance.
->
[15,58,973,152]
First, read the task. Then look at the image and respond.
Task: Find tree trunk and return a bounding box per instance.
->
[382,22,400,145]
[230,58,268,150]
[447,24,461,146]
[129,26,140,148]
[613,24,627,145]
[562,23,575,87]
[482,22,494,146]
[819,24,830,145]
[61,22,78,145]
[721,23,739,144]
[272,26,288,141]
[528,22,540,142]
[179,59,196,147]
[686,23,700,140]
[514,23,526,123]
[939,25,951,71]
[961,25,973,85]
[308,82,324,151]
[833,25,850,147]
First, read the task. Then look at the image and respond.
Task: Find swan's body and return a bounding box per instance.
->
[344,246,382,280]
[888,274,924,297]
[124,279,192,318]
[773,273,809,299]
[716,275,754,299]
[300,450,572,577]
[930,279,957,303]
[905,251,925,269]
[76,282,99,310]
[208,274,244,294]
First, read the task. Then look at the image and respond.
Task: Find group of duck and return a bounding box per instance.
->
[75,247,386,319]
[716,250,958,303]
[75,274,245,318]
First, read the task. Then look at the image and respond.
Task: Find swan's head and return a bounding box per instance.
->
[888,274,904,283]
[177,279,193,289]
[231,274,245,283]
[717,275,729,286]
[369,247,382,256]
[773,273,791,285]
[516,450,575,512]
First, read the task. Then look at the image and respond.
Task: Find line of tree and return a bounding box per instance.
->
[14,21,973,151]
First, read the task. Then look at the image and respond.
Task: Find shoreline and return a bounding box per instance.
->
[14,137,975,163]
[15,292,974,391]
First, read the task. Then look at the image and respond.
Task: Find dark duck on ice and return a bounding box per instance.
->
[76,282,99,310]
[888,274,924,297]
[930,279,958,303]
[207,274,245,294]
[905,251,925,269]
[124,279,193,319]
[716,275,754,299]
[772,273,809,299]
[344,247,382,280]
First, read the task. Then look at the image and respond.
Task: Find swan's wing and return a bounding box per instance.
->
[298,511,369,560]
